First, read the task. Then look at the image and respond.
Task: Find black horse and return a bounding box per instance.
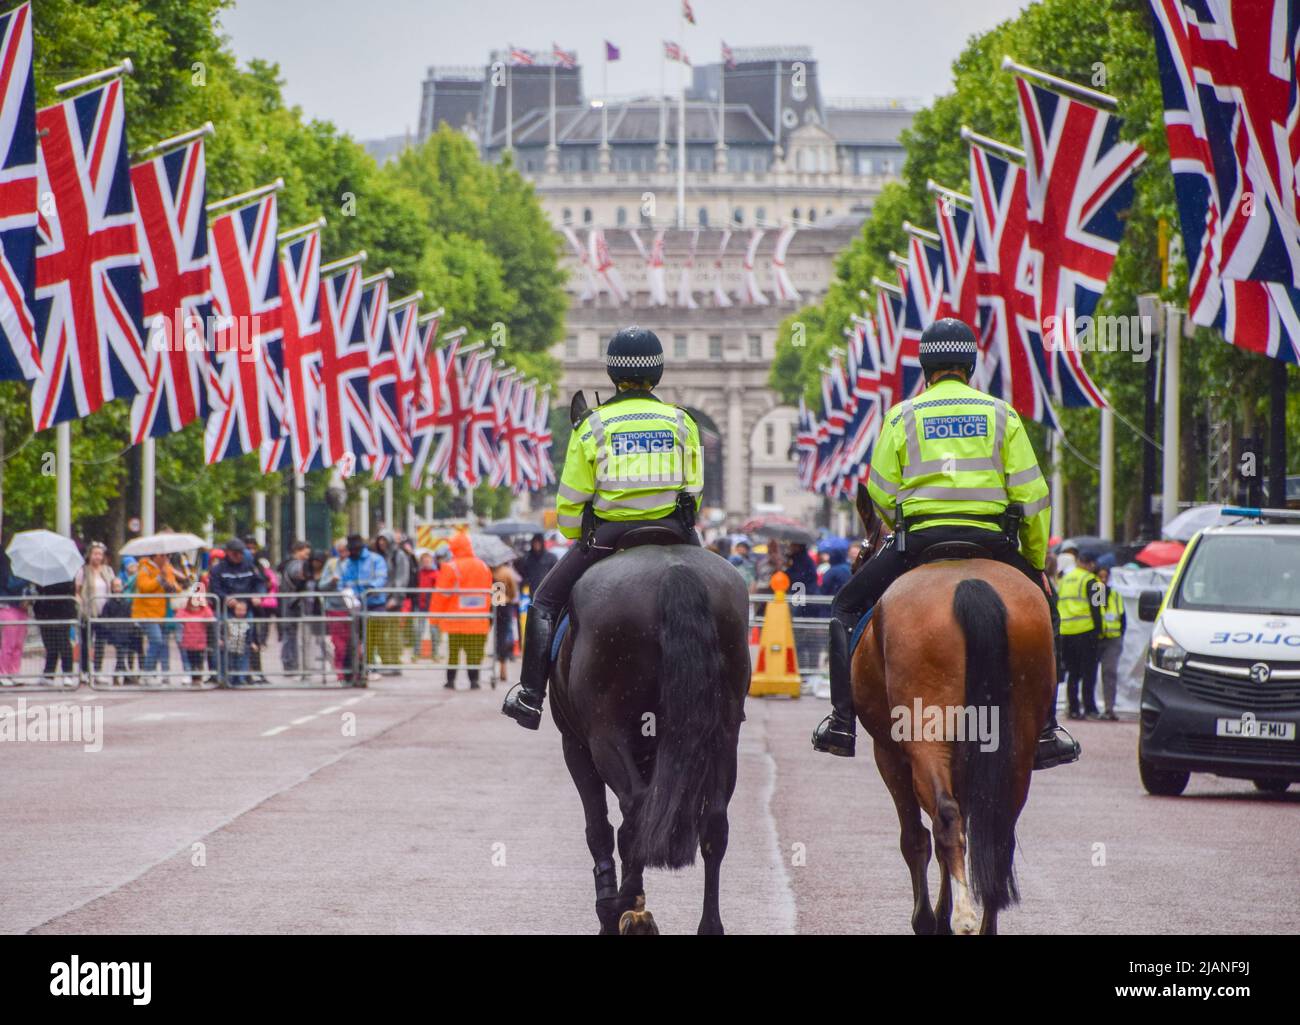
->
[549,541,751,934]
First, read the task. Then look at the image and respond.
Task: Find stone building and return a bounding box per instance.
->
[409,46,916,528]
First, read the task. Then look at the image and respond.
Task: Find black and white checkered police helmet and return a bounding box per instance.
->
[918,318,978,376]
[604,326,664,386]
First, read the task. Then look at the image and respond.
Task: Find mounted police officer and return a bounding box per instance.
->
[811,317,1080,771]
[502,326,703,730]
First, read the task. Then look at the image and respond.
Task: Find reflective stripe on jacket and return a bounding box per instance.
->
[555,390,703,539]
[865,377,1050,570]
[1101,587,1125,639]
[1059,567,1101,636]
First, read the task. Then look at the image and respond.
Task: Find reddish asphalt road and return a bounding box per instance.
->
[2,674,1297,935]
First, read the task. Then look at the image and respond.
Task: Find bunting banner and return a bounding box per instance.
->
[589,228,628,303]
[770,224,801,303]
[711,228,733,307]
[738,227,768,305]
[676,227,699,309]
[561,224,597,301]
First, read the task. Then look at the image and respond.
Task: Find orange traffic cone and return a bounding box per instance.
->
[749,571,801,698]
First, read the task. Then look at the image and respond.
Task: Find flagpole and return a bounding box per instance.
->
[1050,434,1065,539]
[677,13,687,230]
[1161,304,1181,527]
[206,178,285,216]
[1000,56,1119,110]
[253,490,267,548]
[140,437,156,535]
[384,478,394,529]
[1099,406,1114,539]
[505,53,513,155]
[56,423,71,537]
[54,59,134,96]
[960,125,1025,162]
[716,44,726,171]
[546,55,558,173]
[131,121,214,163]
[294,472,306,542]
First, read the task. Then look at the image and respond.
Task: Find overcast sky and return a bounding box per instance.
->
[219,0,1034,141]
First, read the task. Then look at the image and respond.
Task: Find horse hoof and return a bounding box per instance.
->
[951,909,978,935]
[618,896,659,935]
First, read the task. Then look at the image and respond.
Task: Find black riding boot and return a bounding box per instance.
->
[1035,594,1080,769]
[501,605,557,731]
[812,618,856,757]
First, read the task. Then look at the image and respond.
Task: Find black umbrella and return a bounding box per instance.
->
[741,516,817,545]
[481,519,543,538]
[1057,535,1117,557]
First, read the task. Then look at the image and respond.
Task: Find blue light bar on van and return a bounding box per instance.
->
[1222,506,1300,521]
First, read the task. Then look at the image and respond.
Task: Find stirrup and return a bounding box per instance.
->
[812,714,856,757]
[501,683,544,730]
[1034,724,1080,770]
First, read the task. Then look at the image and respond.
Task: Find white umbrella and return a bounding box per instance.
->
[5,529,83,586]
[119,531,207,557]
[1161,505,1242,542]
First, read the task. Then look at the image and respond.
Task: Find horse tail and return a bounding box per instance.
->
[634,562,731,870]
[952,576,1020,913]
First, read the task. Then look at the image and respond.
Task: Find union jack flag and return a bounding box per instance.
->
[795,397,819,491]
[837,314,883,495]
[276,227,324,473]
[873,279,916,414]
[552,44,577,68]
[530,387,555,486]
[968,139,1059,427]
[464,352,500,486]
[32,78,148,429]
[318,262,374,475]
[1150,0,1300,362]
[509,46,535,66]
[129,137,212,442]
[722,41,737,70]
[933,189,980,331]
[891,254,927,401]
[203,192,283,464]
[409,325,466,489]
[389,297,422,456]
[491,375,534,493]
[812,354,851,495]
[0,2,37,382]
[362,274,406,477]
[1014,76,1144,407]
[664,41,690,65]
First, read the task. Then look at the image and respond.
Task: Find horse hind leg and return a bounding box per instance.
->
[913,756,978,935]
[874,739,936,935]
[614,789,656,934]
[561,733,620,935]
[696,740,738,936]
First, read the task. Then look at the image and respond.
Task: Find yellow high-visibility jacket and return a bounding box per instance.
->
[555,390,703,539]
[1059,567,1103,636]
[865,377,1051,569]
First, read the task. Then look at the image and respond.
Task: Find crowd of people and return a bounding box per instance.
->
[0,528,542,690]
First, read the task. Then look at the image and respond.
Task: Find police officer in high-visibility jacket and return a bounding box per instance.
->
[1095,565,1125,721]
[1059,550,1104,719]
[502,327,703,730]
[811,318,1080,771]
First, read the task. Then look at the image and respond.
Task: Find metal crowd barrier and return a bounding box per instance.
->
[357,587,499,678]
[0,595,80,691]
[748,593,833,677]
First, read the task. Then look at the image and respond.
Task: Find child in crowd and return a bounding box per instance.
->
[175,591,215,686]
[224,598,257,687]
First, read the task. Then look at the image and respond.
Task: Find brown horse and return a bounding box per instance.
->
[850,485,1054,935]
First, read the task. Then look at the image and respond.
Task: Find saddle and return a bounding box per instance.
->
[611,525,690,552]
[916,540,994,564]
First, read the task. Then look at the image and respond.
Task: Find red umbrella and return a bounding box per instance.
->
[1135,540,1185,567]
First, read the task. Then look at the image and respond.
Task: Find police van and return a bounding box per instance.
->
[1136,508,1300,796]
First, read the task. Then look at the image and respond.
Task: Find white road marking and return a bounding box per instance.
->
[261,692,373,737]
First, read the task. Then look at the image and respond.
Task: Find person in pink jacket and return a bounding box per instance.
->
[174,591,216,686]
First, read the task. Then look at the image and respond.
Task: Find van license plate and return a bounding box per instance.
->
[1215,717,1296,740]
